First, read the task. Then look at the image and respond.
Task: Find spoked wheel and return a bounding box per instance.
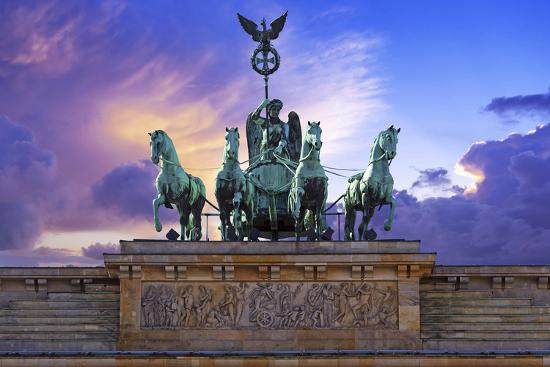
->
[256,310,274,328]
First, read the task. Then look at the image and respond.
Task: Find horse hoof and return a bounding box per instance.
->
[155,223,163,232]
[364,229,376,241]
[384,223,392,231]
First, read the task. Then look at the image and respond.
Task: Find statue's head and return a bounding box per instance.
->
[148,130,165,165]
[224,127,240,160]
[267,99,283,118]
[378,125,400,160]
[306,121,322,150]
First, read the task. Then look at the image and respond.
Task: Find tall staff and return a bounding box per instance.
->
[237,11,287,146]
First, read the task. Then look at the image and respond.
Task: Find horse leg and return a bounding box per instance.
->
[190,198,204,240]
[232,192,243,240]
[175,204,185,240]
[219,206,229,241]
[242,202,252,241]
[295,207,302,242]
[384,196,396,231]
[360,193,372,240]
[315,209,321,241]
[344,192,356,241]
[178,206,190,241]
[296,206,306,241]
[153,193,166,232]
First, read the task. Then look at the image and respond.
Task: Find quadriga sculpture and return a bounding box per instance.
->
[149,130,206,240]
[288,121,328,241]
[215,127,255,240]
[344,125,400,240]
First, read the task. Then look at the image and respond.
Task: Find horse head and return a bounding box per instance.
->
[224,127,240,162]
[377,125,400,161]
[148,130,167,165]
[306,121,323,151]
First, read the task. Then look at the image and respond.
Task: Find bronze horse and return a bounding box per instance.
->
[288,121,328,241]
[149,130,205,240]
[344,125,400,240]
[215,127,255,240]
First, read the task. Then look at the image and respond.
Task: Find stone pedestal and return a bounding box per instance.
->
[104,240,435,351]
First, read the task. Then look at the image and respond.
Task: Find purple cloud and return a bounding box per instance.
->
[0,116,54,250]
[82,242,119,260]
[484,88,550,116]
[0,202,42,250]
[90,160,157,220]
[411,167,452,189]
[371,123,550,264]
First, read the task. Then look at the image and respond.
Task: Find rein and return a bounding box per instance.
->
[368,137,394,167]
[159,156,181,168]
[299,142,320,163]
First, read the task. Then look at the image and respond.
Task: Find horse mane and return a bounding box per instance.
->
[368,134,379,163]
[156,130,173,145]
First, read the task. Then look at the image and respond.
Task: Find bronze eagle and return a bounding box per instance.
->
[237,11,288,46]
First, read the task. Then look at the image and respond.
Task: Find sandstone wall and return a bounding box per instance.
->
[421,265,550,351]
[1,249,550,355]
[0,267,119,351]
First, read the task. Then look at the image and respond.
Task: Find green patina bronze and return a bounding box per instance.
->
[244,99,303,240]
[149,130,206,240]
[288,121,328,241]
[147,12,401,241]
[214,127,255,241]
[344,126,400,241]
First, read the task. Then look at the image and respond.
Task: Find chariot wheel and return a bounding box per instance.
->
[256,310,274,328]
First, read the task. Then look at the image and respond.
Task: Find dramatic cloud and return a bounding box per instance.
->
[0,202,43,251]
[411,168,452,189]
[82,242,119,260]
[484,88,550,117]
[90,160,157,220]
[0,116,54,250]
[369,123,550,264]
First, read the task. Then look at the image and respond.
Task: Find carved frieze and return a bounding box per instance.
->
[141,281,398,330]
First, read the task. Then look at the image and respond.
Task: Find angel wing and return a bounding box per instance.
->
[287,111,302,162]
[269,11,288,40]
[246,112,262,165]
[237,13,261,42]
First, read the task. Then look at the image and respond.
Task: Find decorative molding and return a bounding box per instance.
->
[165,265,187,280]
[165,266,176,280]
[397,265,422,278]
[37,279,47,292]
[504,276,514,289]
[213,265,233,280]
[351,265,374,279]
[303,265,326,280]
[458,276,469,289]
[25,279,47,292]
[119,265,142,279]
[304,265,315,280]
[25,279,35,292]
[351,265,362,279]
[538,276,549,289]
[258,266,280,280]
[119,266,130,279]
[270,266,280,280]
[258,266,268,279]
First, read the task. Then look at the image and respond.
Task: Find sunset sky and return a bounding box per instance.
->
[1,0,550,266]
